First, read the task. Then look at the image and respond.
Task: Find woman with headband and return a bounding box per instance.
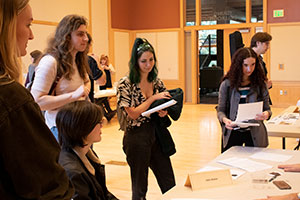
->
[117,38,175,199]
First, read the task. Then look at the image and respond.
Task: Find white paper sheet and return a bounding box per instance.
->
[235,101,263,122]
[231,122,260,128]
[196,166,245,180]
[250,152,292,162]
[141,99,177,117]
[217,157,272,172]
[230,168,246,180]
[267,112,299,125]
[171,199,212,200]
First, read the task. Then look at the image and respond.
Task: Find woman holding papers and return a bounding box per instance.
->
[117,38,175,200]
[217,47,272,152]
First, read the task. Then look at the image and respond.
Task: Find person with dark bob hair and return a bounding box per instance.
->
[217,47,272,152]
[117,38,175,199]
[57,100,118,200]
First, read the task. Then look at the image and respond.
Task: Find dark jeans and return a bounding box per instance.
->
[222,129,254,153]
[123,121,175,200]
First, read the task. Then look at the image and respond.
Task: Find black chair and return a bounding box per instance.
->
[229,31,245,59]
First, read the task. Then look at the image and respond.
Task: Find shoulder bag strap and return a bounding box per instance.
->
[48,74,61,95]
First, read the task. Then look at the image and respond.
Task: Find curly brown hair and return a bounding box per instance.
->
[46,14,89,81]
[222,47,266,90]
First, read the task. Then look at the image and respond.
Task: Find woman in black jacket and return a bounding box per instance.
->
[57,100,118,200]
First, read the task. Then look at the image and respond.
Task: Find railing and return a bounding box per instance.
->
[199,34,216,69]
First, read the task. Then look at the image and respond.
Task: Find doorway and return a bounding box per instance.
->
[199,29,223,104]
[198,28,252,104]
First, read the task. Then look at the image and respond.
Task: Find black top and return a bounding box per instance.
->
[259,55,268,76]
[0,76,74,199]
[59,148,118,200]
[88,56,104,102]
[100,69,112,90]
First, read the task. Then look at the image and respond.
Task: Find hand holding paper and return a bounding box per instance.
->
[235,101,263,122]
[232,101,263,128]
[142,100,177,117]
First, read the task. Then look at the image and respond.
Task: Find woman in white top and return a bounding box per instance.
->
[31,14,90,140]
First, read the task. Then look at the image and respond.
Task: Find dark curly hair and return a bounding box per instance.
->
[129,38,158,84]
[222,47,266,90]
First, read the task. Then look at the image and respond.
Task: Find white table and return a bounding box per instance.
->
[162,146,300,200]
[94,88,116,99]
[265,106,300,149]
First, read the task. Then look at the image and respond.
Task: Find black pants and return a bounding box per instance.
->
[95,97,113,112]
[222,129,254,153]
[123,121,175,200]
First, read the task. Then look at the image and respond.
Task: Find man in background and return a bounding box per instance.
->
[251,32,273,92]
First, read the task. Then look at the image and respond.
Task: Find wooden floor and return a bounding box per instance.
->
[93,104,298,200]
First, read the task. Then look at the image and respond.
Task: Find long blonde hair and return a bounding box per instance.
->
[0,0,29,85]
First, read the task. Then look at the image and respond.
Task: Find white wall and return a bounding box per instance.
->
[136,31,179,80]
[114,31,130,81]
[270,24,300,81]
[91,0,109,57]
[21,0,109,81]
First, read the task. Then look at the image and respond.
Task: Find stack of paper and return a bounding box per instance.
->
[217,157,272,172]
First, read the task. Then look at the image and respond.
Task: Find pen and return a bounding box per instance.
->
[269,176,277,182]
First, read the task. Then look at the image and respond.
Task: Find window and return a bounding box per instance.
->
[186,0,196,26]
[201,0,246,25]
[251,0,263,23]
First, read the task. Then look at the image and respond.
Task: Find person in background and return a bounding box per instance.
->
[217,47,272,153]
[0,0,74,198]
[117,38,175,200]
[24,49,42,89]
[86,33,106,103]
[250,32,273,104]
[95,54,116,122]
[31,14,90,141]
[57,101,118,200]
[258,164,300,200]
[99,54,115,90]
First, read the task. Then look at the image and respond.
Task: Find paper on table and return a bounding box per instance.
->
[197,166,245,180]
[171,199,212,200]
[235,101,263,122]
[230,168,245,180]
[250,152,292,162]
[217,157,272,172]
[141,99,177,117]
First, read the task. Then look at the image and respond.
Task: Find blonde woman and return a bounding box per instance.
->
[0,0,73,198]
